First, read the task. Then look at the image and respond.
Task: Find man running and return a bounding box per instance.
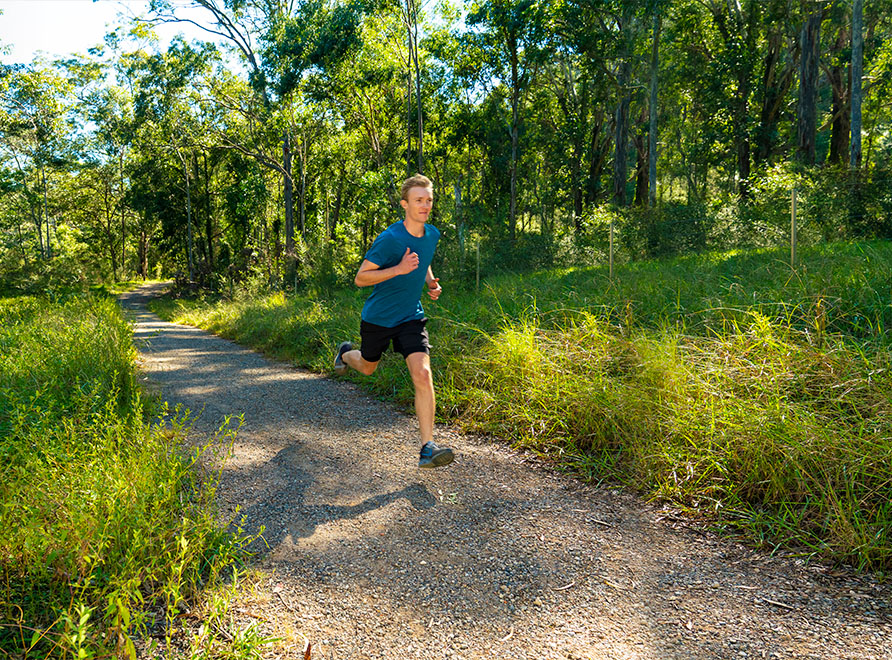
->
[334,174,454,469]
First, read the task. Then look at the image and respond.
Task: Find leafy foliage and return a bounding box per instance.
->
[2,1,891,290]
[0,295,252,657]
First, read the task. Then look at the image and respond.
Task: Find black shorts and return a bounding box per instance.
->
[360,318,430,362]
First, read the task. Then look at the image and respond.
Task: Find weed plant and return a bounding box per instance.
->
[0,295,254,658]
[151,241,892,572]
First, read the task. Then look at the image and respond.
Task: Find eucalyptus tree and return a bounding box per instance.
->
[467,0,547,240]
[125,39,217,279]
[400,0,424,173]
[269,0,410,255]
[796,1,826,166]
[147,0,304,281]
[822,1,852,166]
[425,12,503,243]
[0,62,76,260]
[554,0,656,209]
[647,1,661,207]
[543,2,612,228]
[701,0,764,198]
[752,0,798,168]
[851,0,864,170]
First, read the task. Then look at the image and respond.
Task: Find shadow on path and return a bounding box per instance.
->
[119,283,892,660]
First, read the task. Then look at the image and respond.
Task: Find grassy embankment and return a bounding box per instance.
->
[151,241,892,573]
[0,294,264,659]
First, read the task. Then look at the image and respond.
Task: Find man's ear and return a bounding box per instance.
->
[399,199,408,210]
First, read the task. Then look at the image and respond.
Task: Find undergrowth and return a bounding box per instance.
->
[150,240,892,573]
[0,294,264,658]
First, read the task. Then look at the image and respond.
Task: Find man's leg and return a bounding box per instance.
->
[343,349,379,376]
[406,351,453,468]
[406,351,435,445]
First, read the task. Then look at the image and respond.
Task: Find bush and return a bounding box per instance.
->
[0,295,249,658]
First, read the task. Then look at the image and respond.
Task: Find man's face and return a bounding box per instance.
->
[400,186,433,223]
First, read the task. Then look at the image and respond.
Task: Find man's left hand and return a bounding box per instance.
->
[427,278,442,300]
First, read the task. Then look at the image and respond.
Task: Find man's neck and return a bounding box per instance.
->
[402,217,426,237]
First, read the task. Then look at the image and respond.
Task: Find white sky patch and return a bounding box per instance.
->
[0,0,222,65]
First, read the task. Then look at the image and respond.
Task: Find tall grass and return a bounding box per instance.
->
[0,295,254,658]
[151,241,892,572]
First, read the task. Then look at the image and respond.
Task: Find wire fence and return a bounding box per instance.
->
[437,168,892,288]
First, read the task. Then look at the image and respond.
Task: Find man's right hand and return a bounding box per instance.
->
[397,246,420,274]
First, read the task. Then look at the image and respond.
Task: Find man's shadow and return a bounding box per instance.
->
[221,442,438,552]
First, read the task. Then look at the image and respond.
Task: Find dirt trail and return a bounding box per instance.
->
[119,283,891,660]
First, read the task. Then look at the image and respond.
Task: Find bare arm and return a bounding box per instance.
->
[354,247,419,287]
[425,266,442,300]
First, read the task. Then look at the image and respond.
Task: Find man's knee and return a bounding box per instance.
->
[406,353,433,386]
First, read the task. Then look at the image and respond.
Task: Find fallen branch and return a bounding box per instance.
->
[759,597,796,611]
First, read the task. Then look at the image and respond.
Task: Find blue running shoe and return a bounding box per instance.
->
[334,341,353,375]
[419,441,454,468]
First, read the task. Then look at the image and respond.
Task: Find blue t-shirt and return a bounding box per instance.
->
[361,221,440,327]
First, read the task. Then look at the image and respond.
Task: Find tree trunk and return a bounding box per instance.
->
[648,9,660,207]
[204,152,213,270]
[15,207,28,265]
[138,229,149,280]
[735,67,751,198]
[120,150,126,277]
[797,10,822,166]
[612,60,631,207]
[633,115,648,207]
[183,158,194,281]
[571,152,583,231]
[192,153,209,264]
[283,132,295,284]
[826,28,850,165]
[331,178,342,241]
[299,137,307,237]
[42,167,52,259]
[24,170,45,257]
[755,30,795,166]
[104,182,118,281]
[586,112,607,205]
[118,149,127,279]
[508,37,520,241]
[850,0,863,170]
[405,0,413,174]
[409,0,423,172]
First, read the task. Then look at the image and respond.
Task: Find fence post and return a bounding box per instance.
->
[609,218,615,281]
[476,241,480,292]
[791,188,798,268]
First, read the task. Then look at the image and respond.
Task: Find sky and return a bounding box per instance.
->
[0,0,216,65]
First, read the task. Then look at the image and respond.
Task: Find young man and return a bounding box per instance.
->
[334,174,454,469]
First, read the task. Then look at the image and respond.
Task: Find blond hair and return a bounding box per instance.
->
[400,174,433,201]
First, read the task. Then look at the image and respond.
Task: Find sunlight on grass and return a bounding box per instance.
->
[150,241,892,572]
[0,295,260,658]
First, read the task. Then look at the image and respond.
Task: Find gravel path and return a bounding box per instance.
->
[119,283,891,660]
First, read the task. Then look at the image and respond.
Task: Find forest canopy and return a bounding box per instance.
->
[1,0,890,292]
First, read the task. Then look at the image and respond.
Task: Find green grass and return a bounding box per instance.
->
[90,279,168,297]
[0,294,260,659]
[150,240,892,573]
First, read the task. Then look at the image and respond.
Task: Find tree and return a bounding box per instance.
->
[703,0,763,198]
[850,0,863,170]
[648,4,661,207]
[468,0,545,239]
[0,63,75,259]
[796,3,823,166]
